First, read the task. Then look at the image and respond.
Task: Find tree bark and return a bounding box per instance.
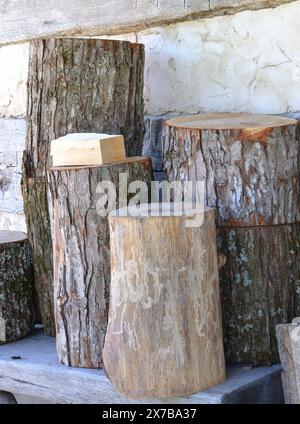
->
[164,113,300,226]
[103,204,226,398]
[276,322,300,404]
[22,38,145,336]
[47,157,153,368]
[0,231,35,344]
[218,223,300,365]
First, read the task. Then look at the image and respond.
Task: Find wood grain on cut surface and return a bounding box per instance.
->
[103,205,226,398]
[164,113,300,226]
[47,159,153,368]
[22,38,145,336]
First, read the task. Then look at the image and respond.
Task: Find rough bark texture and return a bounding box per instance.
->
[0,231,35,344]
[103,205,226,399]
[22,38,145,336]
[164,116,300,226]
[218,223,300,365]
[47,157,153,368]
[276,323,300,404]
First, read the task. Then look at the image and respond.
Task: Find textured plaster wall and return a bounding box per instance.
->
[0,0,300,230]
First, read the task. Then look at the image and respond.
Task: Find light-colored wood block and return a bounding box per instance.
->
[50,133,126,167]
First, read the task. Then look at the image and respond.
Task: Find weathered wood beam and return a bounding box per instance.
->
[0,0,295,47]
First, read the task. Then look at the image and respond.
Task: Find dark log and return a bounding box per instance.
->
[47,157,153,368]
[218,223,300,365]
[0,231,35,344]
[22,38,145,336]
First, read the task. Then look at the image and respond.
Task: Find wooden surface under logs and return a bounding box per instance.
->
[164,113,300,365]
[164,113,299,227]
[47,157,153,368]
[103,204,226,399]
[22,38,145,336]
[0,231,35,344]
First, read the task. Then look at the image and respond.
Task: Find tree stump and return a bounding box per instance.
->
[47,157,153,368]
[164,113,300,365]
[276,321,300,404]
[219,223,300,365]
[103,204,226,398]
[22,38,145,336]
[164,113,299,226]
[0,231,35,344]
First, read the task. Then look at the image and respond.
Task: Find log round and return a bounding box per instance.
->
[103,203,226,399]
[0,231,35,344]
[22,38,145,336]
[164,113,300,226]
[218,223,300,365]
[47,157,153,368]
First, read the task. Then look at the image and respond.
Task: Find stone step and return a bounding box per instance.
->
[0,330,284,404]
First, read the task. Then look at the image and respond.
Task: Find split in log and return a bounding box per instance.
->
[276,321,300,404]
[103,203,226,399]
[218,223,300,365]
[164,113,300,226]
[22,38,145,336]
[47,157,153,368]
[0,231,35,344]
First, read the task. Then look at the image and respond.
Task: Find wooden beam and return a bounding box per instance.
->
[0,0,295,46]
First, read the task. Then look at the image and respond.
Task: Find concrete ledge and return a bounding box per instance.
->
[0,331,283,404]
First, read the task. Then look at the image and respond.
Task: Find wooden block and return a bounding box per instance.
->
[50,133,126,167]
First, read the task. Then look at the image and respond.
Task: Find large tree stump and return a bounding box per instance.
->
[47,157,153,368]
[0,231,35,344]
[219,223,300,365]
[164,113,299,226]
[163,113,300,365]
[103,204,226,398]
[22,38,145,336]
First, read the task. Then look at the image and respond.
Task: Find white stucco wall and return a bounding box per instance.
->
[0,1,300,118]
[0,43,29,118]
[112,0,300,115]
[0,0,300,230]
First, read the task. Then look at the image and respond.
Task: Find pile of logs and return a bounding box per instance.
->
[164,113,300,365]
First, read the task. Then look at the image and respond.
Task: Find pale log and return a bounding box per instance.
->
[47,157,153,368]
[276,323,300,404]
[22,38,145,336]
[0,231,35,344]
[103,204,226,398]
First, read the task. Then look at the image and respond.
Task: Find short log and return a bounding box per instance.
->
[0,231,35,344]
[103,204,226,398]
[164,113,300,226]
[219,223,300,365]
[47,157,153,368]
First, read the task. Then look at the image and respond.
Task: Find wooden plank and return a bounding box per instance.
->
[50,134,126,167]
[0,0,295,47]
